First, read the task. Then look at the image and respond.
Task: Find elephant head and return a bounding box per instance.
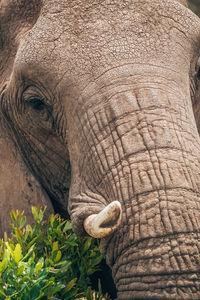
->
[1,0,200,299]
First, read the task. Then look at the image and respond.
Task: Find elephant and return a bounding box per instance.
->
[0,0,200,299]
[0,117,54,235]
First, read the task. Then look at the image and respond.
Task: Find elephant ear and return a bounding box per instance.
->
[0,0,42,87]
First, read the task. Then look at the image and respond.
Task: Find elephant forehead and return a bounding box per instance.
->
[14,0,200,86]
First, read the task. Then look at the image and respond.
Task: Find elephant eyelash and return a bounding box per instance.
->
[26,97,45,111]
[22,84,52,108]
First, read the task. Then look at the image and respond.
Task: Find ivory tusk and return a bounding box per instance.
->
[83,201,122,238]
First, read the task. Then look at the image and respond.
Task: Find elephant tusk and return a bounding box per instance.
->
[83,201,122,238]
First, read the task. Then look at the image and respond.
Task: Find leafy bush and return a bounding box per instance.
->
[0,206,111,299]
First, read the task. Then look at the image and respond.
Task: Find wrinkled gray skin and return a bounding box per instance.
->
[0,119,54,235]
[1,0,200,298]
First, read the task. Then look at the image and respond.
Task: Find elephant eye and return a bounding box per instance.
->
[26,97,45,111]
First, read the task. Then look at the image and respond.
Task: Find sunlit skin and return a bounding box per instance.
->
[0,0,200,298]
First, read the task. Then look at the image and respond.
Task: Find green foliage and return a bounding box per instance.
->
[0,207,111,299]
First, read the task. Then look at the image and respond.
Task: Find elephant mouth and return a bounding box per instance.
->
[112,231,200,299]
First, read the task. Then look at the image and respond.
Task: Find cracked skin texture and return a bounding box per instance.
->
[0,0,200,298]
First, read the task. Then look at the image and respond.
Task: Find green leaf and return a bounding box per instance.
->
[30,283,40,299]
[64,289,79,300]
[20,216,26,229]
[82,237,92,254]
[50,214,55,227]
[52,241,58,251]
[91,255,103,267]
[37,268,48,279]
[22,244,35,262]
[26,224,33,236]
[3,248,10,260]
[38,208,44,222]
[50,261,71,275]
[14,243,22,263]
[0,258,8,273]
[54,250,62,262]
[10,210,16,223]
[17,263,25,276]
[14,227,23,241]
[63,221,72,232]
[5,242,14,258]
[35,257,44,274]
[66,241,78,247]
[26,233,44,249]
[65,278,77,292]
[53,260,69,267]
[31,206,38,222]
[51,283,65,295]
[0,287,6,297]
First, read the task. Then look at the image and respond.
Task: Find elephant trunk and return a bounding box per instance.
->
[107,139,200,299]
[69,68,200,299]
[102,86,200,298]
[112,226,200,299]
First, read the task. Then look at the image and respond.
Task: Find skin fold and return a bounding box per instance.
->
[0,0,200,299]
[0,117,54,235]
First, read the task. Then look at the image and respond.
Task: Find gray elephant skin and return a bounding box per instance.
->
[0,0,200,299]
